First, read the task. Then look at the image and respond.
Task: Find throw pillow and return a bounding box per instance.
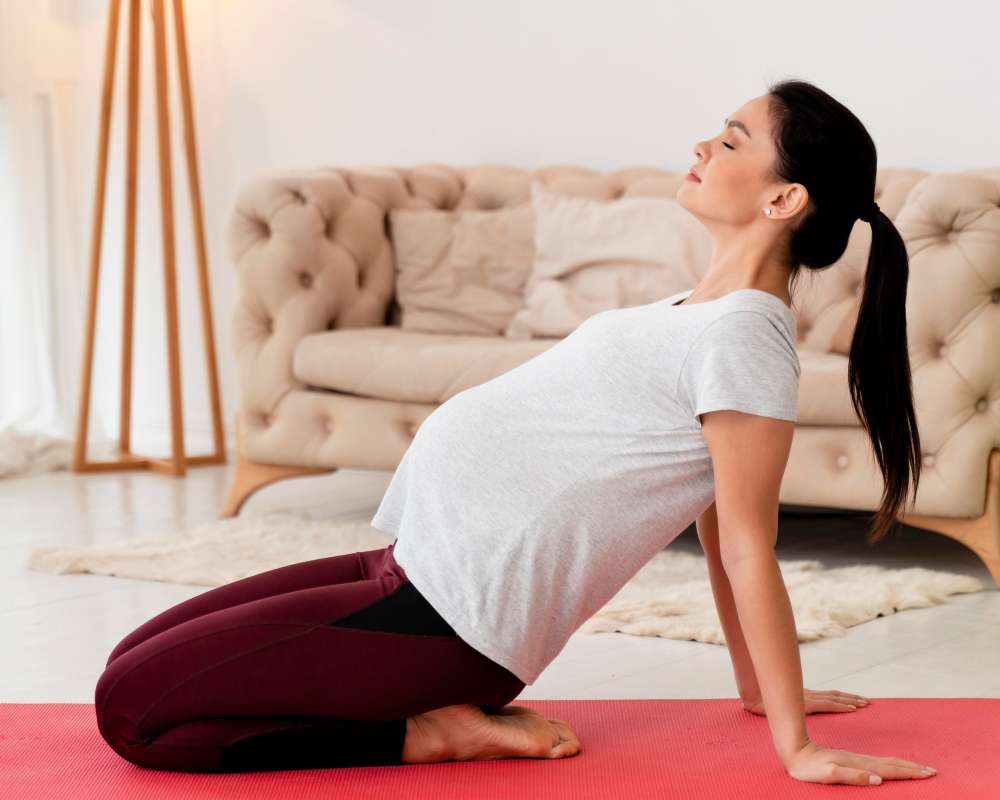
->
[388,204,534,336]
[504,181,711,340]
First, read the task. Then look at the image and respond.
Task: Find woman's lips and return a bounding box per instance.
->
[685,170,701,183]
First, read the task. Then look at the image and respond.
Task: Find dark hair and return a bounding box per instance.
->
[765,78,921,546]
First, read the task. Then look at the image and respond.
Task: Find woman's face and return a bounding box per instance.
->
[678,94,798,225]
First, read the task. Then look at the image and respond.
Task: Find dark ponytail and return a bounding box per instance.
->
[846,208,923,545]
[766,79,922,546]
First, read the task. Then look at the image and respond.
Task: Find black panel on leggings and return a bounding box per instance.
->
[326,581,457,636]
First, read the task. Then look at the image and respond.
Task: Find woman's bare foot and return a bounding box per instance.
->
[402,703,581,763]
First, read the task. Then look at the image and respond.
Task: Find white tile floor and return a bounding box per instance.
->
[2,465,997,704]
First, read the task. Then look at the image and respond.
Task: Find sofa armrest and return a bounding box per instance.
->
[897,170,1000,463]
[227,167,403,435]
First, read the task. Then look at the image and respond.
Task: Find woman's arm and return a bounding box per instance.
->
[695,501,763,707]
[699,409,808,765]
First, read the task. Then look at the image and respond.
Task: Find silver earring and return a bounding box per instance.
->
[764,208,773,217]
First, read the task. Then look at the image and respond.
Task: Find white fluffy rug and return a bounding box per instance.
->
[27,511,984,645]
[0,428,122,478]
[0,428,72,478]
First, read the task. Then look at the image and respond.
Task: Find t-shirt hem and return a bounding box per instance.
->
[695,399,797,422]
[392,545,538,686]
[370,509,398,534]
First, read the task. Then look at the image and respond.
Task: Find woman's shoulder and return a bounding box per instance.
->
[697,305,789,338]
[692,306,800,374]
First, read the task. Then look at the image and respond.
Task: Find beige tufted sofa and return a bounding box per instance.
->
[222,163,1000,588]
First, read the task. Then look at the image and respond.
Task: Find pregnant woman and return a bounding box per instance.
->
[95,79,937,786]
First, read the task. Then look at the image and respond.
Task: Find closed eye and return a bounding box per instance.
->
[723,142,735,150]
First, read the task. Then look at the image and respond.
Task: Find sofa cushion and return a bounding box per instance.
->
[504,181,711,340]
[295,327,859,426]
[829,295,861,355]
[293,326,558,405]
[388,204,534,336]
[796,349,863,426]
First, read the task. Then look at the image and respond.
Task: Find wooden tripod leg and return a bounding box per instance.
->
[151,0,186,474]
[120,0,140,454]
[73,0,121,470]
[171,0,226,463]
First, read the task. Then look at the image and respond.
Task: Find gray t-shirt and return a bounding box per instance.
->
[371,287,800,684]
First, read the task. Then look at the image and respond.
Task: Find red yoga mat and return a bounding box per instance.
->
[2,698,994,798]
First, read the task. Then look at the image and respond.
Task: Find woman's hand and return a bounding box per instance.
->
[742,688,870,716]
[786,740,937,786]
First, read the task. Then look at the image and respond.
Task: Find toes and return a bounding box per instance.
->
[548,737,581,758]
[548,719,580,748]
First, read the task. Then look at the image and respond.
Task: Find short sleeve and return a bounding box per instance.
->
[677,311,801,424]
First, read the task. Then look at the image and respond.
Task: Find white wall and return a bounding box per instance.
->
[57,0,1000,453]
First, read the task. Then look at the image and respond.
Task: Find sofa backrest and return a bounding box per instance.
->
[228,163,1000,358]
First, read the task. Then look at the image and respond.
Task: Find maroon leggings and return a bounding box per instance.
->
[94,541,525,772]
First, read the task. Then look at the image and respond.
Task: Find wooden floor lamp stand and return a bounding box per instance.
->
[73,0,226,476]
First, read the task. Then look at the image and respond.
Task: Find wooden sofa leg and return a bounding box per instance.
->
[898,448,1000,589]
[221,415,334,517]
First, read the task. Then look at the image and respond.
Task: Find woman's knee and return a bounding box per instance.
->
[94,662,137,753]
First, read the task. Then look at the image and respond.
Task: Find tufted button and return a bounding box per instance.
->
[992,288,1000,303]
[976,397,989,412]
[835,454,849,469]
[299,272,313,289]
[922,454,935,467]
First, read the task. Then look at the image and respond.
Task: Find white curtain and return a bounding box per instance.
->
[0,1,109,477]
